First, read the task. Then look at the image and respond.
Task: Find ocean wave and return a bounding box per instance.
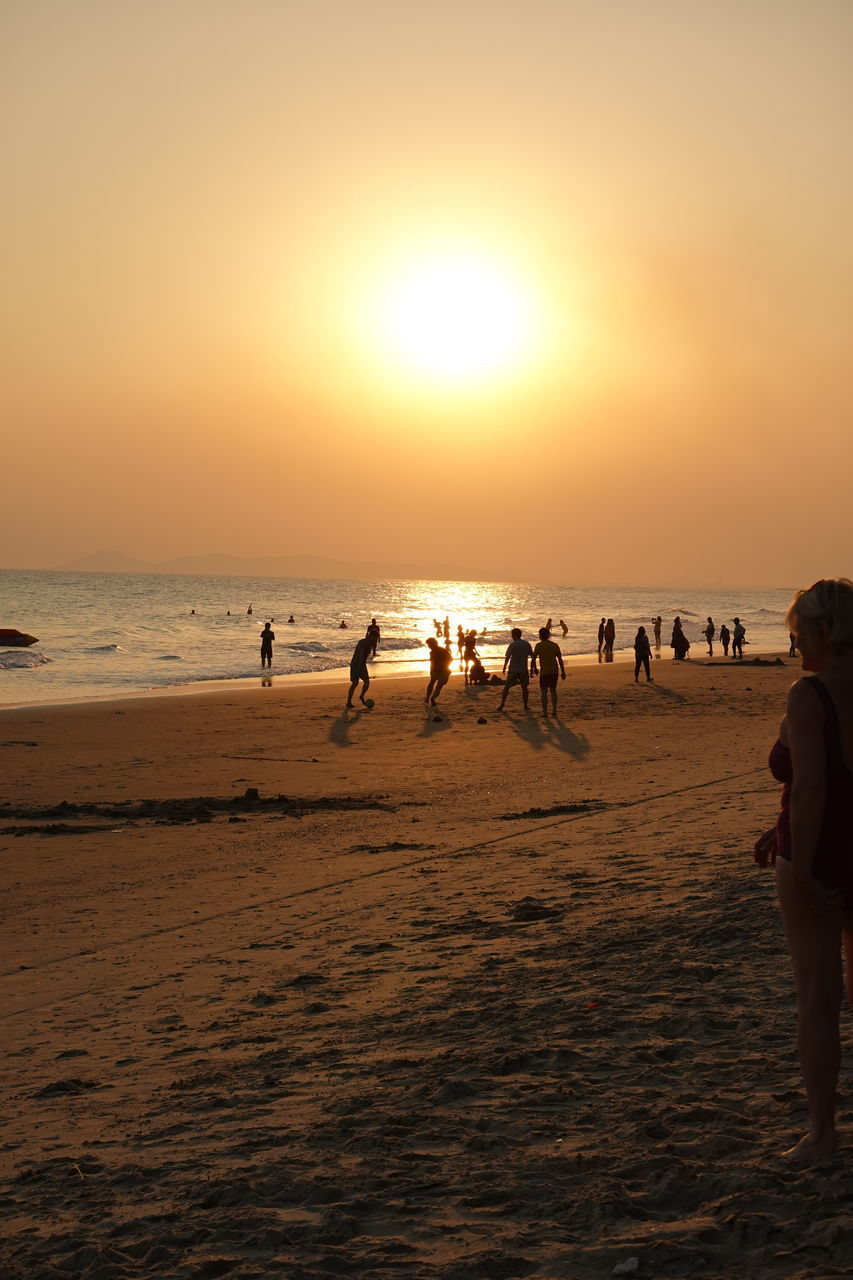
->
[87,643,126,653]
[378,637,423,652]
[285,641,332,654]
[156,654,184,661]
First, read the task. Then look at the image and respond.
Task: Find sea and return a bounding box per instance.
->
[0,569,795,709]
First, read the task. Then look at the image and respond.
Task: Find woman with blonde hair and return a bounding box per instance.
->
[755,578,853,1159]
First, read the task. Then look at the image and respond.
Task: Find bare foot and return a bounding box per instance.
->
[782,1132,838,1161]
[345,702,354,709]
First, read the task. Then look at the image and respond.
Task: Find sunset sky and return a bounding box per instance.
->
[2,0,852,587]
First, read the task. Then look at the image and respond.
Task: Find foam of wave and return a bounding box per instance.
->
[0,651,51,670]
[87,644,127,653]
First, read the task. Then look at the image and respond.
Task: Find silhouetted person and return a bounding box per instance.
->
[532,626,566,717]
[346,635,373,707]
[633,626,653,682]
[287,614,295,624]
[671,616,690,660]
[652,616,662,649]
[597,617,606,657]
[719,622,731,656]
[499,627,534,711]
[443,616,450,642]
[604,618,616,662]
[463,630,479,684]
[705,616,715,656]
[339,619,348,629]
[457,625,465,659]
[247,604,253,615]
[260,621,275,668]
[732,617,746,659]
[559,618,568,636]
[425,636,452,705]
[367,618,381,655]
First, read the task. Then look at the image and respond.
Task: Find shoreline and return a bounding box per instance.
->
[0,646,788,714]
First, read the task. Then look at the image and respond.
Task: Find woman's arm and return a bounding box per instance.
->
[786,679,827,884]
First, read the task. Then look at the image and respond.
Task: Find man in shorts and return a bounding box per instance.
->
[346,633,373,707]
[425,636,452,705]
[498,627,534,711]
[531,626,566,717]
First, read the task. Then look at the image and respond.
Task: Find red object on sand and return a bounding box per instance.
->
[0,629,39,647]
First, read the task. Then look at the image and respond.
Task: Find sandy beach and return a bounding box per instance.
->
[2,654,851,1279]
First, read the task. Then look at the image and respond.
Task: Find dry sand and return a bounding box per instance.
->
[2,654,851,1279]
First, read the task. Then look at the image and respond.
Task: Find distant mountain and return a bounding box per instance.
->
[58,551,487,583]
[61,550,154,574]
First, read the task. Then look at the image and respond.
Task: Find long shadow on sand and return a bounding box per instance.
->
[647,680,687,705]
[418,706,453,738]
[329,707,364,747]
[502,710,589,759]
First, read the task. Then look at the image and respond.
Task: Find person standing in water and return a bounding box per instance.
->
[260,621,275,668]
[367,618,381,656]
[532,626,566,717]
[559,619,568,636]
[603,618,616,661]
[652,616,662,649]
[719,622,731,656]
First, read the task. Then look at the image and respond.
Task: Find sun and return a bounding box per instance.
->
[370,245,537,389]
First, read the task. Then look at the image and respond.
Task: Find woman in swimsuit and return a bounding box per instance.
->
[755,578,853,1159]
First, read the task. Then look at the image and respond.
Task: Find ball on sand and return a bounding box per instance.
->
[365,698,375,709]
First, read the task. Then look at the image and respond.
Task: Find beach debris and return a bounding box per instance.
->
[499,799,607,821]
[34,1078,100,1098]
[477,716,488,724]
[507,896,563,923]
[613,1258,639,1276]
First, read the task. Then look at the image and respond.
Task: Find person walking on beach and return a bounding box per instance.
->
[259,621,275,668]
[603,618,616,662]
[719,622,730,656]
[732,617,746,659]
[532,626,566,717]
[597,617,606,657]
[367,618,381,656]
[425,636,452,706]
[753,578,853,1160]
[346,634,373,707]
[705,617,716,656]
[633,626,653,682]
[498,628,534,711]
[652,616,662,649]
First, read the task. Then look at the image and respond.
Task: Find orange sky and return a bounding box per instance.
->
[2,0,852,586]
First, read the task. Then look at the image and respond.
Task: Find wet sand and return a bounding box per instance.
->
[2,653,851,1279]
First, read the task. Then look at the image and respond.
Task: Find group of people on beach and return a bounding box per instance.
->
[599,614,748,663]
[255,578,853,1165]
